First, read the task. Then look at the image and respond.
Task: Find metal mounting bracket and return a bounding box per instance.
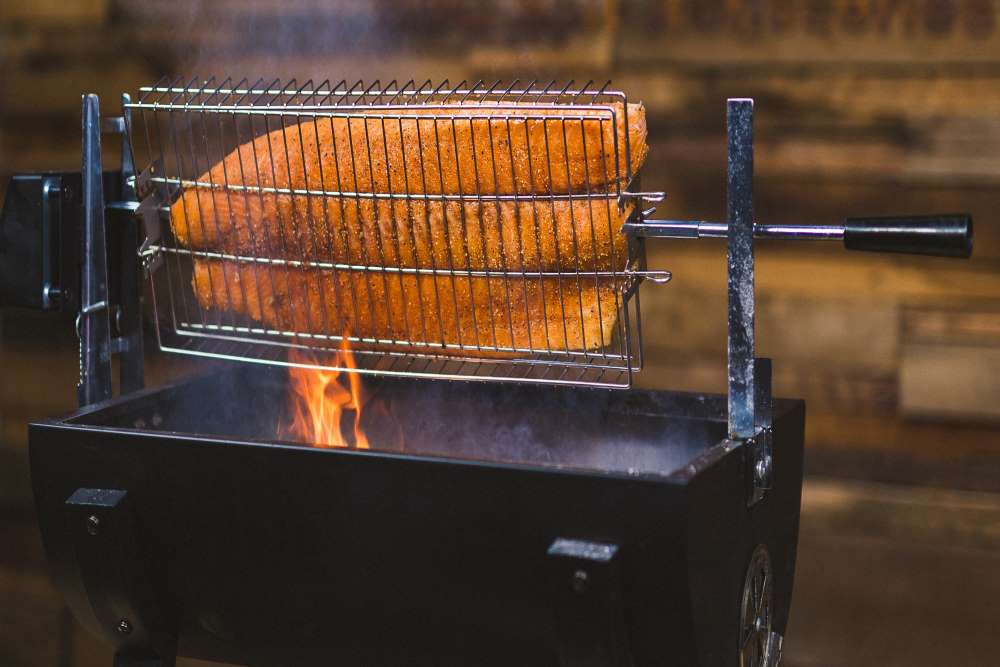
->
[727,98,756,440]
[65,488,176,666]
[723,99,775,507]
[78,94,114,406]
[0,172,82,312]
[77,92,144,407]
[748,358,774,507]
[547,538,632,667]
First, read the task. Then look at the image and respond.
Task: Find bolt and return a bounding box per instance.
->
[86,515,100,536]
[117,618,132,635]
[572,569,589,594]
[755,454,772,485]
[43,285,62,307]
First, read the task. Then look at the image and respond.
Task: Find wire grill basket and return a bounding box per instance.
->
[127,76,667,388]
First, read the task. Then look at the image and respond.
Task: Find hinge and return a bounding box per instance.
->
[747,426,773,507]
[748,358,773,507]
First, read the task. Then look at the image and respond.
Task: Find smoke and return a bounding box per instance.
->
[123,0,472,85]
[123,0,603,86]
[126,0,386,83]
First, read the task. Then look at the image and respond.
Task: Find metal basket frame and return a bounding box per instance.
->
[126,76,668,388]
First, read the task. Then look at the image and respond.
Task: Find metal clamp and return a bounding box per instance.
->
[747,358,773,507]
[134,160,164,202]
[136,195,164,273]
[747,426,773,508]
[75,300,109,338]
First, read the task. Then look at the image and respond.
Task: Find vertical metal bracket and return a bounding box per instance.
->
[78,94,114,407]
[547,538,632,667]
[725,99,774,507]
[77,92,145,407]
[727,99,756,440]
[65,488,176,666]
[111,93,144,395]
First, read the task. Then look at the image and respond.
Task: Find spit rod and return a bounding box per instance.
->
[624,214,972,258]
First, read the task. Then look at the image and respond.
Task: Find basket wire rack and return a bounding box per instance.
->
[126,76,669,388]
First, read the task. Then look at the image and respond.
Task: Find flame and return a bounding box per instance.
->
[283,337,369,449]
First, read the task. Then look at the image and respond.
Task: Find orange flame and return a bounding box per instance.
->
[283,337,369,449]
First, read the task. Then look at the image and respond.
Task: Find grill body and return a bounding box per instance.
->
[30,367,804,666]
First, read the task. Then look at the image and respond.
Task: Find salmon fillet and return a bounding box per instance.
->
[170,102,646,270]
[191,259,623,354]
[172,195,631,273]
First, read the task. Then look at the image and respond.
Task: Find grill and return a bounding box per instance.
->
[0,80,972,667]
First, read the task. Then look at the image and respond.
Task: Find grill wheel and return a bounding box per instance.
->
[740,545,775,667]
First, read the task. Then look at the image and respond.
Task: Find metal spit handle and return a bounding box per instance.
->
[624,213,974,259]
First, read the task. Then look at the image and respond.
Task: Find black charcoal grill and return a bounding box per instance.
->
[1,80,972,667]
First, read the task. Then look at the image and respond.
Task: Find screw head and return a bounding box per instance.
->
[117,618,132,635]
[755,454,772,484]
[572,569,589,594]
[86,515,100,536]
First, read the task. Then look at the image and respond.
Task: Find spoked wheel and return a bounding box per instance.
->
[740,545,776,667]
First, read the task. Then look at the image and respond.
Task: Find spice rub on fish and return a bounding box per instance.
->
[192,259,623,355]
[170,102,646,271]
[172,101,647,354]
[172,196,631,273]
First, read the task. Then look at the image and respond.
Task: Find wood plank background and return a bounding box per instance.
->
[1,1,999,665]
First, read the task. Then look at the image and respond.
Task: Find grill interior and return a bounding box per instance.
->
[128,78,666,389]
[71,365,728,476]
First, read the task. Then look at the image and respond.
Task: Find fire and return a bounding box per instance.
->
[283,337,370,449]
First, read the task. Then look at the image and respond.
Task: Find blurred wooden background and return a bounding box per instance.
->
[2,1,999,665]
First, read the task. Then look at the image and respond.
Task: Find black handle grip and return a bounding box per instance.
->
[843,214,973,258]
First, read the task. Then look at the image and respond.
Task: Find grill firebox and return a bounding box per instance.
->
[31,365,804,667]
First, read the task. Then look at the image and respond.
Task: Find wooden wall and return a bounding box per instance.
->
[1,2,999,665]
